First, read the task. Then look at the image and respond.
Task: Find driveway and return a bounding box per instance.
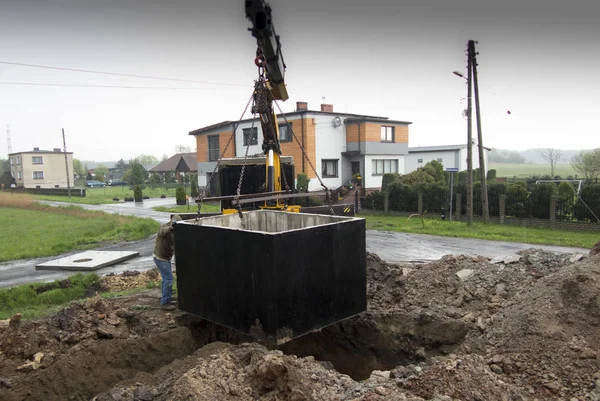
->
[0,200,590,288]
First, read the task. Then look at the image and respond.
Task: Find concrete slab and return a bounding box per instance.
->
[35,251,140,271]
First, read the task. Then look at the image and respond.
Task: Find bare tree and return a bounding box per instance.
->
[175,144,192,153]
[571,148,600,181]
[540,148,563,177]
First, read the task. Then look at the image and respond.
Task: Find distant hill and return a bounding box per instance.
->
[490,148,583,164]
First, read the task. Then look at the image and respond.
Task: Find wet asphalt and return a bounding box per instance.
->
[0,199,590,288]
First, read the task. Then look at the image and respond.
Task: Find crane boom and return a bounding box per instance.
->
[245,0,288,101]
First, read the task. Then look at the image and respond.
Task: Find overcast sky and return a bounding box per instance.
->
[1,0,598,162]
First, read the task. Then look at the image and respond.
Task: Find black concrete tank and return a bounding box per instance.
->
[174,210,366,348]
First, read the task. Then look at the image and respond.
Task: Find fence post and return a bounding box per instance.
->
[455,193,462,221]
[549,195,557,227]
[418,192,423,215]
[354,190,359,212]
[499,194,506,224]
[384,191,389,214]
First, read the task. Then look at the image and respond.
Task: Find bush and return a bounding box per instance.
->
[558,182,574,200]
[423,184,449,214]
[388,183,418,212]
[297,173,310,193]
[528,183,557,219]
[176,186,186,205]
[381,173,400,193]
[486,169,497,181]
[574,184,600,222]
[133,185,143,202]
[487,182,507,216]
[362,190,384,210]
[190,178,199,198]
[308,196,323,206]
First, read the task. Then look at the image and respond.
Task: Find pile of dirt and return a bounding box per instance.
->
[100,268,161,292]
[1,241,599,400]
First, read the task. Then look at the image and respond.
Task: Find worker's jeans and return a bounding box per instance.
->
[154,257,173,305]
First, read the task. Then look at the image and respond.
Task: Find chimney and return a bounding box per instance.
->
[53,148,61,152]
[33,147,39,151]
[320,104,333,113]
[296,101,308,111]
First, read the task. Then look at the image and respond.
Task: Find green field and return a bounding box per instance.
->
[32,185,185,205]
[489,163,578,179]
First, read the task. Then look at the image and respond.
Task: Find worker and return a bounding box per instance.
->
[153,214,182,311]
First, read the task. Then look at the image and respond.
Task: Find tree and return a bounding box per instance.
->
[540,148,563,177]
[571,149,600,182]
[135,154,160,169]
[419,160,445,184]
[115,159,130,178]
[1,158,9,172]
[72,158,86,178]
[94,165,109,182]
[124,160,148,185]
[175,144,192,153]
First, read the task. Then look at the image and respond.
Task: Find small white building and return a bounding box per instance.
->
[9,147,74,189]
[405,143,491,173]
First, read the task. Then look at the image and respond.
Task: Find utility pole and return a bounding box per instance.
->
[6,125,12,154]
[466,41,474,226]
[471,41,489,223]
[62,128,72,198]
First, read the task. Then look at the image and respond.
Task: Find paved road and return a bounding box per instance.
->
[0,200,590,288]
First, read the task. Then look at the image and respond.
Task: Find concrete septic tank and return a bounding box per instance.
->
[174,210,366,348]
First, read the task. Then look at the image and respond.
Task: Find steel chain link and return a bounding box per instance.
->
[234,114,258,226]
[194,93,254,224]
[273,101,336,215]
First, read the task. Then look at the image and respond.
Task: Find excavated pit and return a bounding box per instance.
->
[5,247,600,400]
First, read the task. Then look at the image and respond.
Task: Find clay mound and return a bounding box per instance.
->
[461,252,600,399]
[92,342,425,401]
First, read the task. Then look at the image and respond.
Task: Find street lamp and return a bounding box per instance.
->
[453,67,473,226]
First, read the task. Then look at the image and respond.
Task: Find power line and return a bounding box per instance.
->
[0,80,250,91]
[0,60,249,87]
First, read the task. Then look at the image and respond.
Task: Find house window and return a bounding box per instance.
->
[243,127,258,146]
[33,171,44,179]
[417,158,423,163]
[372,159,398,175]
[380,126,394,142]
[279,124,292,142]
[16,156,20,165]
[437,158,443,162]
[9,157,13,165]
[17,171,22,180]
[321,159,339,178]
[32,156,43,165]
[208,135,220,161]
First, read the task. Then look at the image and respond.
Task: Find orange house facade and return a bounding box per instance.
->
[189,102,412,192]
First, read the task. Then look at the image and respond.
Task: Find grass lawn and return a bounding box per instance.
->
[359,211,598,249]
[489,163,578,179]
[0,193,160,262]
[31,185,183,205]
[154,201,221,214]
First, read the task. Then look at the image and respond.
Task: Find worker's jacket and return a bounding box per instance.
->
[153,223,175,261]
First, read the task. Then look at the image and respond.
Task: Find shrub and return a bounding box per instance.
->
[574,184,600,222]
[423,184,449,214]
[190,178,199,198]
[487,182,507,216]
[528,183,557,219]
[297,173,310,193]
[362,190,384,210]
[133,185,143,202]
[175,186,186,204]
[388,183,418,212]
[486,169,497,181]
[558,182,574,200]
[381,173,400,193]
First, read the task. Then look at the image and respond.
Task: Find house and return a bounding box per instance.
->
[8,147,74,189]
[148,152,197,182]
[189,102,412,191]
[405,144,491,173]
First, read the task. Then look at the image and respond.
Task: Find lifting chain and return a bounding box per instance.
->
[234,113,258,226]
[194,92,255,224]
[273,100,336,216]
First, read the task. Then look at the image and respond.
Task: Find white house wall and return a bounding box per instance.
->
[406,150,460,172]
[312,115,345,191]
[364,155,405,188]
